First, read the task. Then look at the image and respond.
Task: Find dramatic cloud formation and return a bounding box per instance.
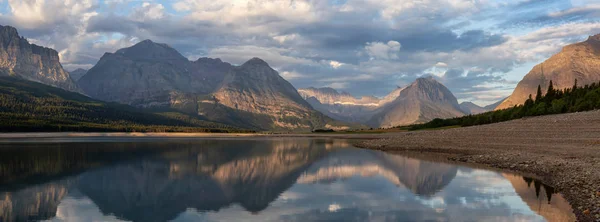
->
[0,0,598,105]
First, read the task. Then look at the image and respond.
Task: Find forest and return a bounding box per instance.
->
[0,76,253,133]
[405,79,600,130]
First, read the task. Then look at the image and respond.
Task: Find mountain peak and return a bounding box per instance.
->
[195,57,223,64]
[0,25,80,92]
[71,68,87,72]
[0,25,19,37]
[242,57,270,67]
[587,33,600,42]
[115,39,186,61]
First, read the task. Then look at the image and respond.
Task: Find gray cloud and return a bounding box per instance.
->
[0,0,598,105]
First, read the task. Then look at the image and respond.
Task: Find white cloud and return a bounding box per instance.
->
[365,41,401,60]
[272,34,298,44]
[280,71,307,80]
[132,2,166,21]
[173,0,328,34]
[326,82,349,89]
[208,45,315,68]
[328,60,344,69]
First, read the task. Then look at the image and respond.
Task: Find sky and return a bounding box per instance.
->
[0,0,599,106]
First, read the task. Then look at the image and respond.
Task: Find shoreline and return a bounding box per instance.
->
[354,110,600,221]
[0,132,391,141]
[2,112,599,220]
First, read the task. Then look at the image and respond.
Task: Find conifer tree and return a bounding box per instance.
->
[535,85,543,102]
[546,80,555,101]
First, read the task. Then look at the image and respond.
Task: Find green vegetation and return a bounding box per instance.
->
[404,80,600,130]
[0,76,253,132]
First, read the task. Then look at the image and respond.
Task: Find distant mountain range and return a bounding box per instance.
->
[497,34,600,110]
[68,68,87,81]
[3,24,597,131]
[76,39,349,131]
[300,77,471,127]
[459,98,505,115]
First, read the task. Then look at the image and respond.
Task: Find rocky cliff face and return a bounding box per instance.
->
[207,58,341,130]
[0,25,79,92]
[368,77,466,127]
[78,40,230,107]
[497,34,600,110]
[78,41,345,131]
[300,78,464,127]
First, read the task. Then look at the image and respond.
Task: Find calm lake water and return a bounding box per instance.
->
[0,138,575,222]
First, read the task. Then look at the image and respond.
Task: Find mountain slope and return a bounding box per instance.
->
[0,25,79,92]
[201,58,349,131]
[497,34,600,110]
[0,76,245,132]
[484,97,507,110]
[368,77,466,127]
[78,40,348,131]
[459,102,488,114]
[68,68,87,81]
[297,86,403,124]
[78,40,230,107]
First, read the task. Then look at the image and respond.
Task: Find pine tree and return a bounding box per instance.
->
[546,80,555,101]
[535,85,543,102]
[524,94,534,107]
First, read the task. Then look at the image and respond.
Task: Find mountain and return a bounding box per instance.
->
[484,97,507,110]
[459,102,488,114]
[298,87,380,106]
[0,76,244,132]
[298,87,391,124]
[78,40,228,107]
[195,58,351,131]
[368,77,466,127]
[79,40,347,131]
[68,68,87,81]
[496,34,600,110]
[0,25,79,92]
[299,78,465,127]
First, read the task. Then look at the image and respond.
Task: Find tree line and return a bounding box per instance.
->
[404,79,600,130]
[0,76,253,133]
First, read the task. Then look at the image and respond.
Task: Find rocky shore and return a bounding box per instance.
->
[355,110,600,221]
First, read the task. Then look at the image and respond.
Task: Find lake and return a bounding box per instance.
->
[0,138,575,222]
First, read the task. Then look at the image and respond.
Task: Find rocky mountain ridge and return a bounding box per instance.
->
[497,34,600,110]
[78,40,345,131]
[301,77,466,127]
[0,25,79,92]
[368,77,465,127]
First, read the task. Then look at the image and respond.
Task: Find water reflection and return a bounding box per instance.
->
[0,139,575,222]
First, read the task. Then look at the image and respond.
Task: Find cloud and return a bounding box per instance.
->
[131,2,166,21]
[325,82,350,89]
[280,71,308,80]
[328,60,344,69]
[365,41,401,60]
[0,0,598,104]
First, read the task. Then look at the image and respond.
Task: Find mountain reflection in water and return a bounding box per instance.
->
[0,138,575,222]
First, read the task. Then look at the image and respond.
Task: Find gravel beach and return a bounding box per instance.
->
[355,110,600,221]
